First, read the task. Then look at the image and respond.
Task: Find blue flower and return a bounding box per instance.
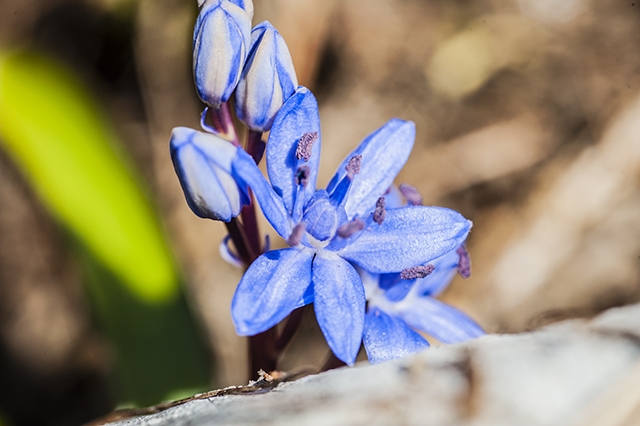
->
[226,0,253,18]
[170,127,249,221]
[193,0,253,108]
[235,21,298,132]
[198,0,254,14]
[362,243,484,364]
[228,86,473,365]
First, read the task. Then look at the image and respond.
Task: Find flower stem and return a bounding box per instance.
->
[274,306,306,352]
[224,218,255,267]
[249,327,278,375]
[246,130,266,164]
[240,196,262,261]
[209,102,240,146]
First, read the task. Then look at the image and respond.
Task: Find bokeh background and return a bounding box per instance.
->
[1,0,639,424]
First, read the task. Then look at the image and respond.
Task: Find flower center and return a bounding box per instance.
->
[301,190,340,243]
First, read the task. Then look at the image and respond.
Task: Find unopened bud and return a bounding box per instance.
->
[235,21,298,131]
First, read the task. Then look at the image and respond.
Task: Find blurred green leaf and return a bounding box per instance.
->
[0,50,209,405]
[0,50,174,303]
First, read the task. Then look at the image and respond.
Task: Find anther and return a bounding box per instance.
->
[400,264,434,280]
[373,197,386,225]
[295,132,318,161]
[456,245,471,278]
[399,183,423,206]
[345,154,362,179]
[337,217,365,238]
[296,165,310,187]
[287,222,307,247]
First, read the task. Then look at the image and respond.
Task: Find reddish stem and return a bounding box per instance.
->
[274,306,306,352]
[249,327,278,375]
[240,196,261,261]
[246,130,266,164]
[209,102,240,146]
[224,218,255,267]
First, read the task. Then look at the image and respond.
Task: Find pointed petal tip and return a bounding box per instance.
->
[313,254,364,369]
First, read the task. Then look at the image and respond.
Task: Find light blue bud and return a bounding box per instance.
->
[170,127,249,222]
[235,21,298,132]
[193,0,252,108]
[197,1,253,22]
[227,0,253,19]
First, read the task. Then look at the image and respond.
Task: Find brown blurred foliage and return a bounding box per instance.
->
[0,0,639,424]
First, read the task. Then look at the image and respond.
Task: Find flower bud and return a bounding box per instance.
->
[235,21,298,132]
[227,0,254,19]
[170,127,249,221]
[193,0,253,107]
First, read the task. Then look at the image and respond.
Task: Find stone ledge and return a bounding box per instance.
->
[103,303,640,426]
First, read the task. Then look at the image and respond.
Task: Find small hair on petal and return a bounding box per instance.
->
[337,217,365,238]
[373,197,386,225]
[456,245,471,278]
[295,132,318,161]
[399,183,423,206]
[400,264,435,280]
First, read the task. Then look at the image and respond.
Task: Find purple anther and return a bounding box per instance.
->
[373,197,386,225]
[287,222,307,246]
[456,245,471,279]
[345,154,362,179]
[400,264,435,280]
[295,132,318,161]
[399,183,423,206]
[296,165,310,187]
[337,217,365,238]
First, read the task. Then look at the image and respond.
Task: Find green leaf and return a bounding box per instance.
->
[0,50,176,304]
[0,50,210,405]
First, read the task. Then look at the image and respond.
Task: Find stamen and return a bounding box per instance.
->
[456,245,471,278]
[373,197,386,225]
[295,132,318,161]
[296,165,310,187]
[287,222,307,247]
[345,154,362,179]
[400,264,435,280]
[399,183,423,206]
[337,217,365,238]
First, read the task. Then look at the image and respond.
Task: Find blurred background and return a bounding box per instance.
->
[0,0,639,424]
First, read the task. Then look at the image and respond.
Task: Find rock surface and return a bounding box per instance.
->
[104,303,640,426]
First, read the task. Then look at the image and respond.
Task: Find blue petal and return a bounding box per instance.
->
[380,275,414,302]
[302,190,341,242]
[235,21,298,131]
[413,246,460,297]
[232,149,293,239]
[339,206,472,273]
[194,1,251,107]
[170,127,247,221]
[383,185,405,209]
[227,0,254,19]
[232,248,314,335]
[327,119,415,219]
[266,87,321,215]
[363,308,429,364]
[399,297,484,344]
[313,251,365,366]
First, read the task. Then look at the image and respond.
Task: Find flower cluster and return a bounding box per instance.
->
[170,0,484,367]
